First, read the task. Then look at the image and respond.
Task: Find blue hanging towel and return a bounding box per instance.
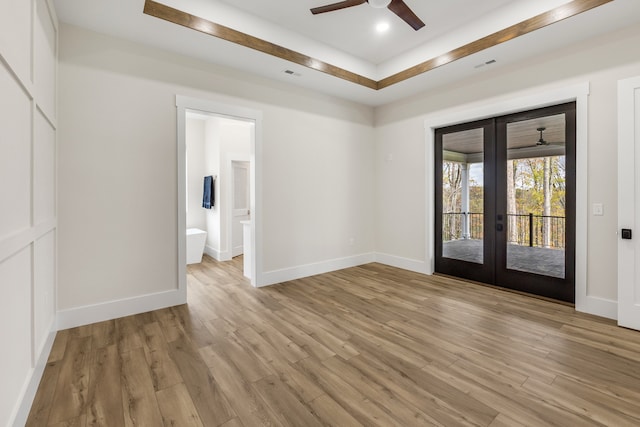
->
[202,175,215,209]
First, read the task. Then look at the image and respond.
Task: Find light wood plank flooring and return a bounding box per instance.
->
[27,255,640,426]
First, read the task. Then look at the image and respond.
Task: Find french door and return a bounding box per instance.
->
[435,103,576,303]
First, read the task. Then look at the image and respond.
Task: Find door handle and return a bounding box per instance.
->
[496,224,503,231]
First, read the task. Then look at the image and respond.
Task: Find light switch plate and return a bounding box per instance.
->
[593,203,604,216]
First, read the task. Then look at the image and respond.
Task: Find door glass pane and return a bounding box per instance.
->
[442,128,484,264]
[505,114,566,278]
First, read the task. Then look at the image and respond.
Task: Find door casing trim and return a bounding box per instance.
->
[176,95,263,288]
[617,75,640,327]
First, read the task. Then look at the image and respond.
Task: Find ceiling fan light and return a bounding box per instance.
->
[369,0,392,9]
[376,22,390,32]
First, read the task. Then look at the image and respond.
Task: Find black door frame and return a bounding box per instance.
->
[495,103,576,302]
[434,102,576,303]
[434,118,496,284]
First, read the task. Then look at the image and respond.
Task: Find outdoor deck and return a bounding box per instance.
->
[443,239,565,279]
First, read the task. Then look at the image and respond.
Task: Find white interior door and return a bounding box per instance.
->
[232,161,250,257]
[618,75,640,330]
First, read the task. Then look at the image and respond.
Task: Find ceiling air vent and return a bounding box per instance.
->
[474,59,497,69]
[283,69,301,77]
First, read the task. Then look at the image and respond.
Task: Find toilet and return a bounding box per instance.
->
[186,228,207,264]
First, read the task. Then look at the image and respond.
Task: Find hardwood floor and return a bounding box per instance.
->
[27,256,640,426]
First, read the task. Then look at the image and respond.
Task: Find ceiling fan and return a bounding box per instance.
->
[527,127,564,147]
[536,127,550,146]
[310,0,425,31]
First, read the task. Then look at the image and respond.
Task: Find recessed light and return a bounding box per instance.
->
[376,22,390,33]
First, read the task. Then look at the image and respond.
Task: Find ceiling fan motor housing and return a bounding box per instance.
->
[537,127,549,145]
[369,0,392,8]
[310,0,425,31]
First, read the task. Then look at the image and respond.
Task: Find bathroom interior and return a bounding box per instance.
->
[185,110,253,276]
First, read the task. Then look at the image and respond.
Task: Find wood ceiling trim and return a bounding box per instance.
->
[143,0,378,90]
[143,0,612,92]
[377,0,614,89]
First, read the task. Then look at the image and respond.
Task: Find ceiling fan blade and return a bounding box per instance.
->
[523,141,563,148]
[311,0,366,15]
[387,0,425,30]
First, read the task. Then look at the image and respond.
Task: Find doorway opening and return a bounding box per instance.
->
[185,113,252,262]
[435,102,576,302]
[176,96,262,293]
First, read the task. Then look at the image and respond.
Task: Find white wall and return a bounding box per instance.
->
[186,117,206,231]
[0,0,58,425]
[375,23,640,314]
[57,24,375,320]
[55,7,640,334]
[263,107,375,273]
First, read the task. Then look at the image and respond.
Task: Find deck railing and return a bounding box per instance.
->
[442,212,483,241]
[442,212,565,249]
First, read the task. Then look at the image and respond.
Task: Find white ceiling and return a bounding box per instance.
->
[215,0,518,65]
[53,0,640,106]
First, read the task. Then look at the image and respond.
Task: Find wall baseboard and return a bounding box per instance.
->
[259,253,376,287]
[56,288,186,330]
[203,245,232,262]
[576,295,617,320]
[204,245,221,261]
[374,253,429,275]
[373,253,618,320]
[10,325,56,427]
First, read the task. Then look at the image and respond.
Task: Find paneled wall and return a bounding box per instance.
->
[0,0,58,425]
